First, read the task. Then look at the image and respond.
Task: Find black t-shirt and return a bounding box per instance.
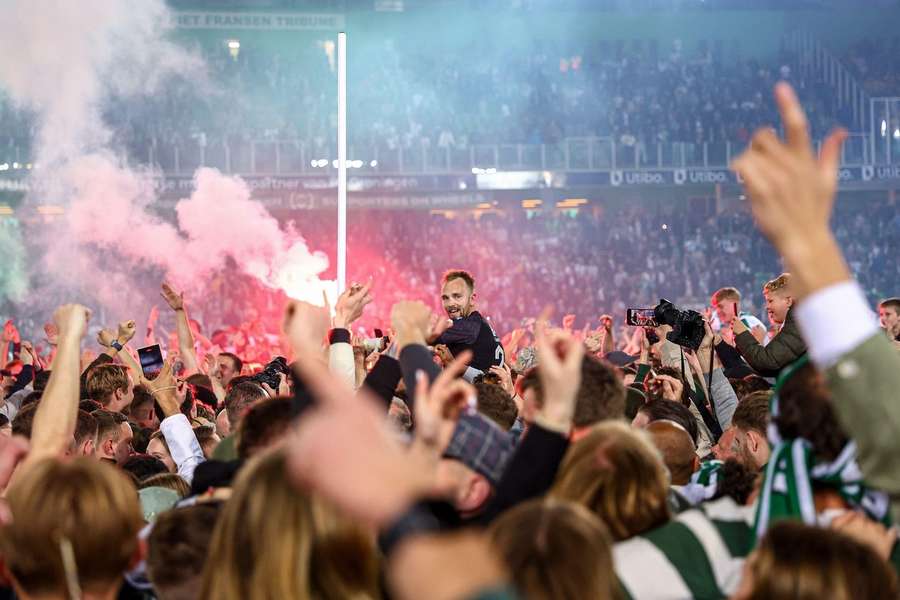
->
[435,311,504,372]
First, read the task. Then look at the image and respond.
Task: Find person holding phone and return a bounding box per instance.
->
[710,287,767,346]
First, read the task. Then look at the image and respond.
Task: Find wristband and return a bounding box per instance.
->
[111,341,123,352]
[328,328,351,345]
[150,386,177,396]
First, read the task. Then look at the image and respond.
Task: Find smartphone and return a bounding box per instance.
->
[626,308,658,327]
[138,344,165,380]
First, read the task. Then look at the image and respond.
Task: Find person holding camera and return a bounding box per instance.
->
[732,273,807,378]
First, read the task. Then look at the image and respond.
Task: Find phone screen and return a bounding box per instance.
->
[626,308,659,327]
[138,345,165,380]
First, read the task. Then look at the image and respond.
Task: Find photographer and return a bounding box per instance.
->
[732,274,807,377]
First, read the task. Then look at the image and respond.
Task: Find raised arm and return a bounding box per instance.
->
[732,82,900,510]
[145,357,205,484]
[329,282,373,388]
[20,305,90,470]
[160,282,200,375]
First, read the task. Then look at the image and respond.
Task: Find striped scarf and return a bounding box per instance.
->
[679,459,725,506]
[753,356,891,538]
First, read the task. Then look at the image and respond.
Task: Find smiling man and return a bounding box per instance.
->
[732,273,807,377]
[433,269,504,375]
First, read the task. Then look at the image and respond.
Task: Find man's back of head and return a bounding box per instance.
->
[646,420,698,486]
[224,381,268,431]
[236,396,293,460]
[573,355,626,431]
[475,382,518,431]
[0,458,143,598]
[148,504,221,600]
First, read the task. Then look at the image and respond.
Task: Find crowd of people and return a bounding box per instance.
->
[0,83,898,599]
[4,27,898,171]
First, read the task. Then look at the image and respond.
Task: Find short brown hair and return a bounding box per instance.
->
[573,356,626,428]
[712,287,741,305]
[526,357,626,428]
[748,521,897,600]
[93,409,128,443]
[550,422,670,541]
[75,409,99,446]
[489,499,618,600]
[0,459,143,597]
[732,391,771,436]
[763,273,792,295]
[85,364,129,406]
[475,382,518,430]
[148,504,221,600]
[441,269,475,292]
[224,381,268,429]
[880,297,900,313]
[236,397,293,460]
[11,403,38,439]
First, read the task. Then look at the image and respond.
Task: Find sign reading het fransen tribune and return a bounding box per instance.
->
[170,12,345,31]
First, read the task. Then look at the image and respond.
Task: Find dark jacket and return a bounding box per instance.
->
[734,308,806,378]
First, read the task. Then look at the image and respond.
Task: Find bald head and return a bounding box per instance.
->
[646,420,698,486]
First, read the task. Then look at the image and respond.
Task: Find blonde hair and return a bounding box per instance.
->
[0,458,142,597]
[549,421,670,540]
[489,498,620,600]
[139,473,191,498]
[712,287,741,305]
[763,273,792,295]
[200,450,380,600]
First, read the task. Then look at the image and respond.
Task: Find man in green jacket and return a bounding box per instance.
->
[733,274,807,378]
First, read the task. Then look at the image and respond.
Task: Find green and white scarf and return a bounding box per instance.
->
[679,459,725,505]
[754,356,891,538]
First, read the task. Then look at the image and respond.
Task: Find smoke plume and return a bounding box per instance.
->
[0,0,330,326]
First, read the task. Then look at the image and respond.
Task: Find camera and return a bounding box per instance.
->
[653,299,706,350]
[250,356,290,390]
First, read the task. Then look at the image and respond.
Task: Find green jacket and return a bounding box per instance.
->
[826,333,900,521]
[735,308,806,378]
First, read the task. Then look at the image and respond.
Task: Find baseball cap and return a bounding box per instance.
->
[443,412,514,487]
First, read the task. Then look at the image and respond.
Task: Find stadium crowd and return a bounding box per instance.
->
[4,33,898,169]
[0,84,898,599]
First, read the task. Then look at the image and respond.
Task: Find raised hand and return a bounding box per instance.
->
[391,301,441,348]
[19,342,35,367]
[160,282,185,311]
[43,322,59,347]
[731,82,849,298]
[413,351,475,454]
[334,280,373,329]
[433,344,454,367]
[534,322,584,432]
[283,300,330,358]
[53,304,91,342]
[2,321,17,344]
[117,320,136,344]
[584,331,604,354]
[489,363,515,397]
[287,349,434,526]
[97,329,117,348]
